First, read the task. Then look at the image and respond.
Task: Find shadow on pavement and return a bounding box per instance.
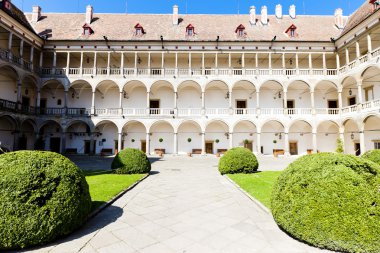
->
[19,206,123,252]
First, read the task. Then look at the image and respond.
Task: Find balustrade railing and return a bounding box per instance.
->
[3,44,380,79]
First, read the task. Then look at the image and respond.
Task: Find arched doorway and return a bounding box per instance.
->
[94,121,118,155]
[19,119,36,150]
[0,115,17,151]
[66,121,92,154]
[177,120,202,154]
[317,121,340,152]
[38,120,62,153]
[261,120,285,156]
[343,119,360,155]
[122,121,147,152]
[149,121,174,154]
[288,120,313,155]
[364,115,380,151]
[233,120,257,152]
[205,120,229,154]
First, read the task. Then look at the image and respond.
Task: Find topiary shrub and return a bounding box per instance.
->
[112,148,151,174]
[362,150,380,166]
[0,151,91,250]
[271,153,380,253]
[218,147,259,175]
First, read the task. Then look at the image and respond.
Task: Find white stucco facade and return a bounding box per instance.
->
[0,1,380,156]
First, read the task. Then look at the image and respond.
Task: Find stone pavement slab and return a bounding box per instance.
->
[25,155,330,253]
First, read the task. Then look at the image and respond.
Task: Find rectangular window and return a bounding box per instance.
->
[187,29,193,36]
[290,29,295,37]
[375,142,380,150]
[136,28,142,36]
[238,30,244,37]
[84,28,90,35]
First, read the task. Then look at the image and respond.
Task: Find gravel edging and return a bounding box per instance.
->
[224,175,271,214]
[87,174,149,219]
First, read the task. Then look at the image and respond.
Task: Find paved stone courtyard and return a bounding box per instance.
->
[26,155,330,253]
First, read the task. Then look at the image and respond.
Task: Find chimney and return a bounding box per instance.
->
[249,6,256,25]
[261,6,268,25]
[173,5,179,25]
[32,6,41,23]
[85,5,93,24]
[335,8,344,29]
[289,5,296,19]
[275,4,282,19]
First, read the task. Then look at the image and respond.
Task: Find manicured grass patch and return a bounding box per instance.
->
[85,171,146,210]
[228,171,281,209]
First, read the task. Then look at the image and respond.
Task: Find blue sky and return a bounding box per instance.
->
[13,0,364,16]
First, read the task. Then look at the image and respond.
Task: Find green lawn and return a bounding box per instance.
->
[228,171,282,209]
[84,171,147,211]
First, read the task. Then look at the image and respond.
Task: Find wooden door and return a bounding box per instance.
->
[355,143,361,156]
[149,100,160,114]
[244,142,253,151]
[141,140,147,153]
[40,98,47,114]
[206,142,213,154]
[287,100,295,114]
[348,97,356,106]
[236,100,247,114]
[50,137,61,153]
[328,100,338,108]
[289,142,298,155]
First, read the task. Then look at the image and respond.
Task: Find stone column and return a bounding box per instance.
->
[201,132,206,155]
[338,91,343,109]
[367,34,373,57]
[118,132,122,153]
[256,132,261,155]
[356,42,360,58]
[310,91,315,114]
[284,132,290,156]
[61,132,66,154]
[19,40,24,57]
[174,92,178,108]
[256,91,260,115]
[91,91,96,115]
[173,133,178,155]
[201,91,205,115]
[146,91,150,115]
[360,131,365,155]
[17,80,22,110]
[90,133,95,155]
[146,133,151,155]
[357,81,363,104]
[119,91,123,115]
[312,131,318,153]
[229,133,233,150]
[64,90,68,115]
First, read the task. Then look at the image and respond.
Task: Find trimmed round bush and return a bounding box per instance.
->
[218,147,258,174]
[112,148,151,174]
[362,150,380,165]
[271,153,380,253]
[0,151,91,250]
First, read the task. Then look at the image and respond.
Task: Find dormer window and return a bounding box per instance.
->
[82,23,94,36]
[235,24,246,37]
[186,24,195,36]
[285,24,297,38]
[134,23,145,36]
[370,0,380,11]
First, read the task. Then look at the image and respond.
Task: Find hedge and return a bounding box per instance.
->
[271,153,380,253]
[362,150,380,166]
[0,151,91,250]
[112,148,151,174]
[218,147,259,174]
